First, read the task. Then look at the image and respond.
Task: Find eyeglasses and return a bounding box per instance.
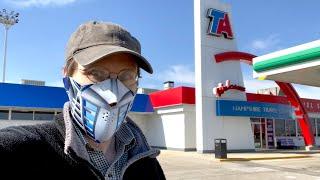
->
[80,66,139,91]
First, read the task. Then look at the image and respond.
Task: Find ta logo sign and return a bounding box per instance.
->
[207,8,234,39]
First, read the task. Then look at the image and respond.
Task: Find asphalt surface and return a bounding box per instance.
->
[157,150,320,180]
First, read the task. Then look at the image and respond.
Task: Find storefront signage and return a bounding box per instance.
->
[213,80,245,97]
[216,100,294,119]
[302,99,320,113]
[207,8,233,39]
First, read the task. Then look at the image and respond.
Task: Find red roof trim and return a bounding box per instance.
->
[149,87,320,113]
[149,87,195,108]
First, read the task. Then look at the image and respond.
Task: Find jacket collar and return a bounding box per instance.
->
[63,102,91,162]
[55,102,160,162]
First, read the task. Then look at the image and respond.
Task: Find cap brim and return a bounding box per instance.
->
[73,45,153,74]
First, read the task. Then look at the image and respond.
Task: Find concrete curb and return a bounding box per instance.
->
[218,155,312,162]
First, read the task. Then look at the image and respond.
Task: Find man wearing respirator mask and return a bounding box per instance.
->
[0,21,165,180]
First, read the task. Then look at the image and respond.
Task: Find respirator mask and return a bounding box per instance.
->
[63,77,136,143]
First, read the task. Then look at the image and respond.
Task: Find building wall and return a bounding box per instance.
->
[2,107,319,151]
[130,105,320,151]
[0,107,60,129]
[128,113,149,136]
[143,113,168,148]
[155,112,186,149]
[184,106,196,150]
[220,116,255,150]
[0,120,49,129]
[130,104,196,151]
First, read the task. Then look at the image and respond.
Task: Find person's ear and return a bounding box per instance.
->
[62,66,67,77]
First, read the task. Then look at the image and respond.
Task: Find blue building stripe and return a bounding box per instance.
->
[130,94,154,113]
[0,83,68,108]
[0,83,154,113]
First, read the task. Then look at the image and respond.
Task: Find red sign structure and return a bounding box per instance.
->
[213,80,246,97]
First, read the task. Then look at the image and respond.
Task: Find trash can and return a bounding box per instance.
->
[214,138,227,159]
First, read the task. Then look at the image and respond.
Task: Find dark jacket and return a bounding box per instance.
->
[0,113,166,180]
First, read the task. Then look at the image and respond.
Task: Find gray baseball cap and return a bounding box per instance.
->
[65,21,153,74]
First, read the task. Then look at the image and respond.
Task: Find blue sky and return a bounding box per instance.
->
[0,0,319,99]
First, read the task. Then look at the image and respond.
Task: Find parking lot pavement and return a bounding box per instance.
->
[157,150,320,180]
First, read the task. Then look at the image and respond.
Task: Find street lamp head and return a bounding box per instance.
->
[0,9,20,27]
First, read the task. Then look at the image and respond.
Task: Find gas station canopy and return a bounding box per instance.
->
[253,40,320,87]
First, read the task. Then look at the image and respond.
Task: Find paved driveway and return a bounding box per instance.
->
[157,150,320,180]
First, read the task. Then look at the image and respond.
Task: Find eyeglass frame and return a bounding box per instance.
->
[78,66,141,91]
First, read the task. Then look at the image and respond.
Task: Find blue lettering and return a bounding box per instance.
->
[207,8,225,35]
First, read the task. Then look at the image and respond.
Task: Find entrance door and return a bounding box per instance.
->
[251,118,267,149]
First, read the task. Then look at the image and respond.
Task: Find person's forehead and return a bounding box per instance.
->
[85,53,138,70]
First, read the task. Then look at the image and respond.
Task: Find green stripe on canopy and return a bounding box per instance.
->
[253,46,320,72]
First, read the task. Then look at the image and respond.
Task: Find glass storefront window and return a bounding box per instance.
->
[11,111,33,120]
[0,110,9,120]
[285,120,296,136]
[309,118,316,136]
[275,119,285,136]
[297,120,302,136]
[298,118,318,136]
[34,112,54,120]
[250,118,260,123]
[317,119,320,137]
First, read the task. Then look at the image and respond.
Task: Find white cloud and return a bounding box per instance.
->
[7,0,77,8]
[251,34,280,50]
[156,64,195,85]
[247,34,282,55]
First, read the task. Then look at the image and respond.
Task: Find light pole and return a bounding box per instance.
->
[0,9,19,82]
